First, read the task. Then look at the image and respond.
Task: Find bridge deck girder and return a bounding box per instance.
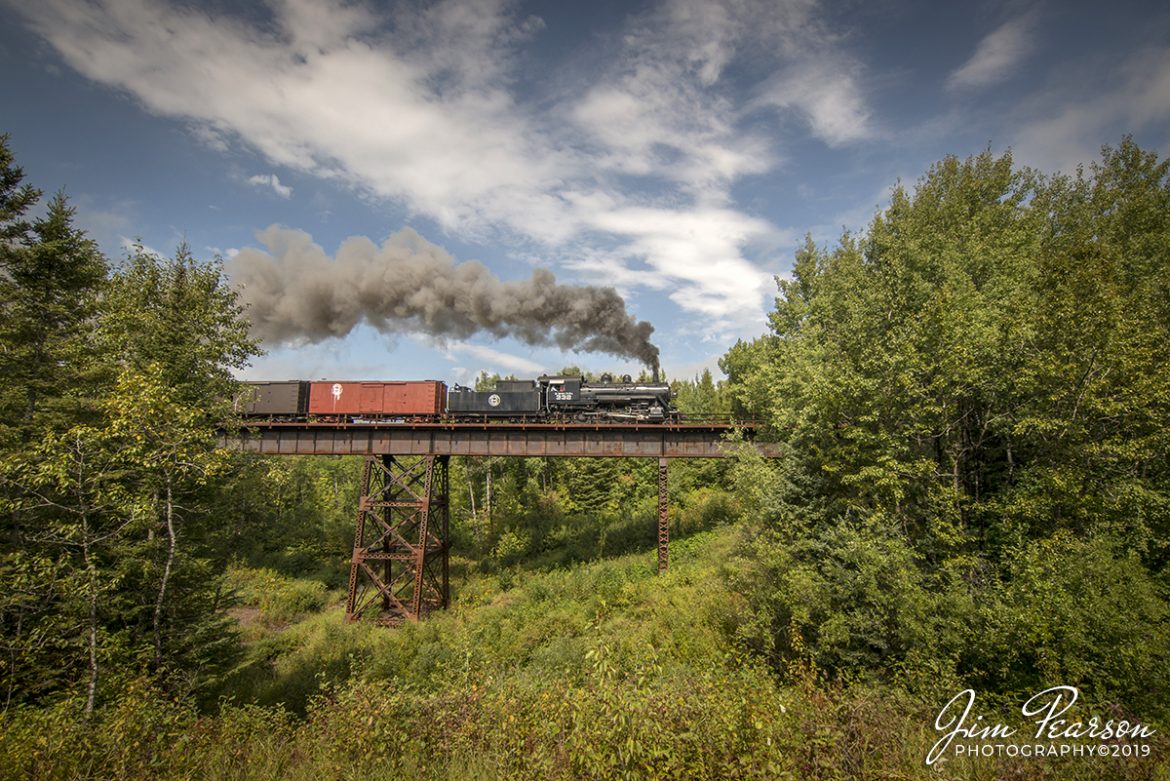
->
[226,421,779,459]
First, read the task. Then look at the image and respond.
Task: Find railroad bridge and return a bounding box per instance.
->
[227,420,779,625]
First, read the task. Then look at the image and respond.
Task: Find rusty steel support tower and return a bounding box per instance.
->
[344,454,450,624]
[657,457,669,574]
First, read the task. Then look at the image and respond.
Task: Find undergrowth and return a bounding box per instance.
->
[2,525,1165,780]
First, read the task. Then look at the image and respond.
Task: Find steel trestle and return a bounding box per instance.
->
[657,457,669,574]
[344,454,450,624]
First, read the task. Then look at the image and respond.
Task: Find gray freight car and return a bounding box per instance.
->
[238,381,310,417]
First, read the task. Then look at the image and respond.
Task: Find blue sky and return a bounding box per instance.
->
[3,0,1169,384]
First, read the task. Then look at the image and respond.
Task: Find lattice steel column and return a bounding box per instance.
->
[657,457,669,573]
[345,454,450,624]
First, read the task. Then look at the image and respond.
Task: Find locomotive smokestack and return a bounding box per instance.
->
[229,225,660,368]
[652,362,659,384]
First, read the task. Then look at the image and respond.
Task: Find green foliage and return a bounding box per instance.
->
[3,525,1164,780]
[101,241,257,413]
[206,455,360,584]
[0,529,788,780]
[0,552,77,708]
[971,533,1170,716]
[222,528,741,712]
[0,143,260,712]
[670,368,732,417]
[226,565,330,625]
[727,139,1170,718]
[0,192,107,441]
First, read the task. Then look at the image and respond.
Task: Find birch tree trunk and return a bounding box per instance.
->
[153,478,176,668]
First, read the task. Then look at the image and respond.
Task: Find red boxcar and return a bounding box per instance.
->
[308,381,446,418]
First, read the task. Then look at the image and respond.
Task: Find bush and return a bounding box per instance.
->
[226,565,329,624]
[968,533,1170,717]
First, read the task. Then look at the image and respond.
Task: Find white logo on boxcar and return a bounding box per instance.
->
[331,383,343,400]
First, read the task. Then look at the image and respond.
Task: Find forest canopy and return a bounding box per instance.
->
[726,139,1170,716]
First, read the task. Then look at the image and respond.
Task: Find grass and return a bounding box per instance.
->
[3,523,1166,780]
[223,526,741,711]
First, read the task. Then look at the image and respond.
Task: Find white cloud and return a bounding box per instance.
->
[581,206,776,322]
[206,246,239,260]
[119,236,163,258]
[14,0,563,238]
[757,60,872,146]
[453,344,545,375]
[247,173,293,199]
[1012,47,1170,174]
[10,0,866,329]
[947,17,1032,91]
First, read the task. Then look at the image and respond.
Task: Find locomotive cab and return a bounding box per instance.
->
[543,376,582,409]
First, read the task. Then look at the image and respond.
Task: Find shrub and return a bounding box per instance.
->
[226,564,329,624]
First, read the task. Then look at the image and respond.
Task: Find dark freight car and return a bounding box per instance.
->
[237,381,309,416]
[447,384,541,416]
[308,381,446,418]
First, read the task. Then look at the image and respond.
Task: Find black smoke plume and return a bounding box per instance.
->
[228,226,660,372]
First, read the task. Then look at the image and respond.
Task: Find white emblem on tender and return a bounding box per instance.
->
[488,393,501,407]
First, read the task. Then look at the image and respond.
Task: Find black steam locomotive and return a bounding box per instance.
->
[449,375,675,422]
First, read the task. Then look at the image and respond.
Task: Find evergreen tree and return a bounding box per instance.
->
[0,139,110,710]
[0,134,39,244]
[101,242,256,412]
[0,193,107,439]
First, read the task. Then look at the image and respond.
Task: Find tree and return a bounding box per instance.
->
[101,242,256,412]
[670,368,730,418]
[96,244,258,692]
[729,141,1170,710]
[2,415,146,716]
[103,364,233,669]
[0,137,107,445]
[0,139,111,712]
[0,194,108,438]
[0,134,39,244]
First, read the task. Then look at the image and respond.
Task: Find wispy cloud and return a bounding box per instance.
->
[247,173,292,199]
[119,236,164,258]
[579,205,778,322]
[9,0,867,334]
[72,195,135,253]
[757,61,872,146]
[453,344,545,375]
[1012,46,1170,173]
[947,17,1033,91]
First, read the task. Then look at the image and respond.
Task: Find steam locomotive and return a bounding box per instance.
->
[239,374,677,423]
